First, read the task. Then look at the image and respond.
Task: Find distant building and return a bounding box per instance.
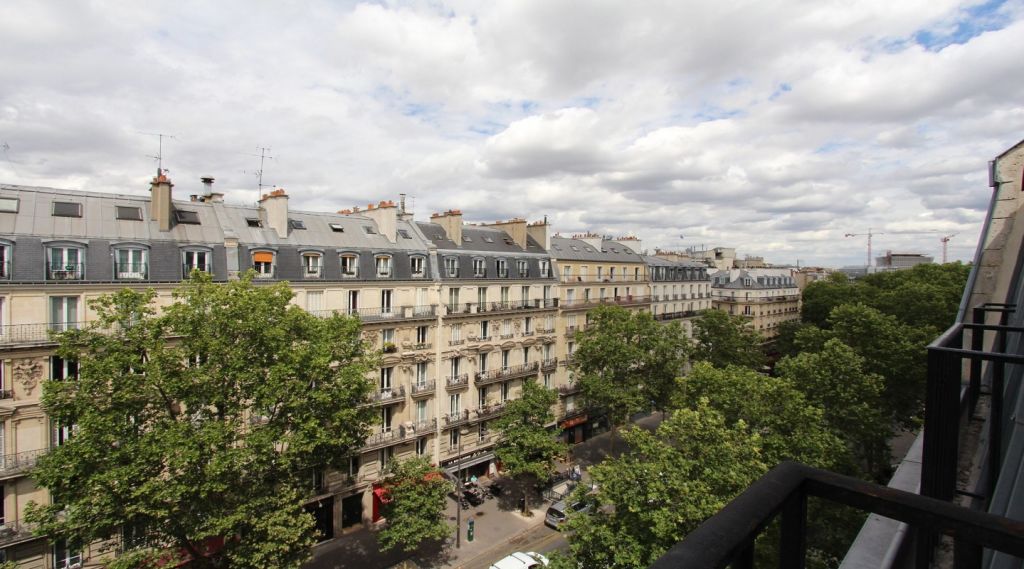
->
[792,267,832,290]
[710,268,801,339]
[875,251,933,270]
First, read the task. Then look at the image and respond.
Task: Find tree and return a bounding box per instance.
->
[776,340,891,479]
[27,273,377,569]
[800,272,865,328]
[493,379,566,514]
[689,309,766,370]
[570,305,687,451]
[558,400,767,569]
[376,458,452,552]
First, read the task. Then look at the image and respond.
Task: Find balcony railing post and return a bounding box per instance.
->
[919,345,962,568]
[987,316,1008,505]
[731,544,754,569]
[969,306,984,410]
[779,492,807,569]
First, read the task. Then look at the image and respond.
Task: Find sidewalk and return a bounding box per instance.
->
[304,412,665,569]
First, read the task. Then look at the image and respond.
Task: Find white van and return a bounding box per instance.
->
[489,551,550,569]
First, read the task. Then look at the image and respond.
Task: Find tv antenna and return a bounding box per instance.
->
[139,132,176,174]
[242,146,275,192]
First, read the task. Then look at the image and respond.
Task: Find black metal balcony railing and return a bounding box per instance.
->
[560,273,647,284]
[46,262,84,280]
[0,322,76,345]
[407,342,431,351]
[309,305,437,322]
[114,262,149,280]
[253,266,276,280]
[341,267,358,278]
[182,263,210,277]
[363,418,437,451]
[446,374,469,389]
[540,357,559,371]
[443,410,471,427]
[411,380,435,397]
[368,385,405,405]
[0,449,48,479]
[653,310,702,321]
[648,461,1024,569]
[557,382,580,396]
[445,299,559,316]
[562,295,652,309]
[475,362,539,386]
[0,520,36,546]
[475,403,507,420]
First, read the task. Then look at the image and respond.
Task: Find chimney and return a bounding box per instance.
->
[486,218,528,249]
[259,188,290,238]
[431,210,463,245]
[576,232,604,251]
[526,218,551,251]
[362,200,399,242]
[201,177,224,203]
[149,170,174,232]
[398,193,413,221]
[614,235,643,255]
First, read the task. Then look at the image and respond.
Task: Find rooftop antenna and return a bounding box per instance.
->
[242,146,275,192]
[139,132,176,175]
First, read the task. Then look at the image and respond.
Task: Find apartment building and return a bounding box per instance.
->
[644,256,712,336]
[709,268,801,339]
[0,175,574,568]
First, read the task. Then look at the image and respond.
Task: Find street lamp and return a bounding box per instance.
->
[455,426,469,549]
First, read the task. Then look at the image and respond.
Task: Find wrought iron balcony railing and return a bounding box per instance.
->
[114,262,149,280]
[367,385,405,405]
[474,362,539,386]
[445,374,469,389]
[0,449,48,479]
[410,380,435,397]
[47,262,85,280]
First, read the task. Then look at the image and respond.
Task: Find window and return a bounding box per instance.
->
[451,323,462,343]
[522,346,530,364]
[597,267,604,280]
[543,372,552,389]
[363,226,376,235]
[562,265,572,279]
[501,286,510,303]
[525,317,533,334]
[444,257,459,277]
[347,290,359,314]
[329,223,344,233]
[381,289,393,313]
[501,382,510,403]
[380,367,393,390]
[182,250,210,276]
[375,255,392,277]
[47,246,83,280]
[479,352,488,372]
[288,219,306,230]
[302,253,322,278]
[473,258,486,278]
[448,288,460,310]
[410,256,425,277]
[174,209,200,224]
[116,206,143,221]
[609,267,616,280]
[306,291,323,313]
[635,267,640,280]
[496,259,508,278]
[53,420,75,446]
[450,393,461,414]
[521,285,530,303]
[246,218,262,228]
[340,254,359,277]
[477,287,486,307]
[252,251,274,278]
[115,247,148,279]
[382,328,395,345]
[0,197,18,213]
[0,243,8,279]
[517,260,528,277]
[502,319,512,338]
[398,229,411,239]
[545,315,554,331]
[478,387,487,407]
[50,355,78,381]
[415,363,428,386]
[479,422,488,441]
[49,296,79,332]
[450,357,461,378]
[52,201,82,218]
[540,260,551,278]
[480,320,490,339]
[53,538,82,569]
[416,437,428,455]
[379,446,393,468]
[483,236,494,243]
[501,349,510,369]
[416,326,428,344]
[449,429,460,448]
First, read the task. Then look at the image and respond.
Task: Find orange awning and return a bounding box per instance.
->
[253,251,274,263]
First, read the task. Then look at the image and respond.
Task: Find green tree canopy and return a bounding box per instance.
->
[377,458,451,552]
[776,339,890,478]
[493,379,566,513]
[689,309,766,370]
[571,305,688,444]
[28,273,376,569]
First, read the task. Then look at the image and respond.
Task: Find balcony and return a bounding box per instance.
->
[410,380,435,398]
[47,262,85,280]
[449,339,465,346]
[475,362,539,386]
[0,449,47,480]
[367,385,405,405]
[653,310,702,321]
[115,262,149,280]
[0,322,78,346]
[560,273,647,284]
[405,342,431,352]
[363,419,436,451]
[474,403,507,420]
[446,299,559,317]
[0,520,37,547]
[562,295,652,309]
[540,358,559,371]
[310,305,437,322]
[557,382,580,396]
[302,265,323,279]
[442,410,471,428]
[445,374,469,390]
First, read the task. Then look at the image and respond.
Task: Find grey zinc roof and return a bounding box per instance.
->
[549,236,644,263]
[415,222,548,256]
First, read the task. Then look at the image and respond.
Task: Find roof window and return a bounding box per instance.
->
[174,210,201,224]
[483,236,494,243]
[246,218,263,228]
[52,201,82,218]
[0,197,19,213]
[364,226,377,235]
[329,223,345,232]
[570,246,579,251]
[289,219,306,230]
[463,236,473,242]
[398,229,411,239]
[116,206,143,221]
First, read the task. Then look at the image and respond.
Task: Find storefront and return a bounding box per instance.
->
[304,496,334,542]
[441,450,496,482]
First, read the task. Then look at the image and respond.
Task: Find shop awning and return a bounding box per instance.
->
[443,452,495,474]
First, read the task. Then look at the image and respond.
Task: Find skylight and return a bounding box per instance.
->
[174,210,201,224]
[116,206,143,221]
[363,226,377,235]
[246,218,262,228]
[0,197,19,213]
[329,223,344,232]
[289,219,306,230]
[398,229,411,239]
[52,201,82,218]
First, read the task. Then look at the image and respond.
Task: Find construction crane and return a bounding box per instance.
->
[844,228,950,267]
[940,233,957,263]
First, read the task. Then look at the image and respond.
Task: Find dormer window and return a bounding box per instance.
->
[609,267,616,281]
[329,223,344,233]
[410,256,426,278]
[0,242,10,279]
[52,201,82,218]
[289,219,306,230]
[115,247,148,280]
[115,206,143,221]
[302,253,322,278]
[246,218,263,228]
[398,229,411,239]
[540,260,551,278]
[496,259,508,278]
[252,251,275,279]
[517,260,529,278]
[182,249,210,277]
[174,210,201,225]
[47,246,84,280]
[445,257,459,278]
[375,255,392,278]
[340,254,359,277]
[473,258,486,278]
[0,197,19,213]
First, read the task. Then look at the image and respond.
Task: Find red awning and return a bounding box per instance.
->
[372,485,392,504]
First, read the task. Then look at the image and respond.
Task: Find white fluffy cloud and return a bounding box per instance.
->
[0,0,1020,266]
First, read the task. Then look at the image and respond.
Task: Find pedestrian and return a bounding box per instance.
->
[572,464,582,481]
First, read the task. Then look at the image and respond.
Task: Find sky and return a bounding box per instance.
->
[1,0,1022,267]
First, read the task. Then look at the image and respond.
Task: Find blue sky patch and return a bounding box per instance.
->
[913,0,1009,51]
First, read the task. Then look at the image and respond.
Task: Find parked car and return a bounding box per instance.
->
[489,551,550,569]
[544,499,592,530]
